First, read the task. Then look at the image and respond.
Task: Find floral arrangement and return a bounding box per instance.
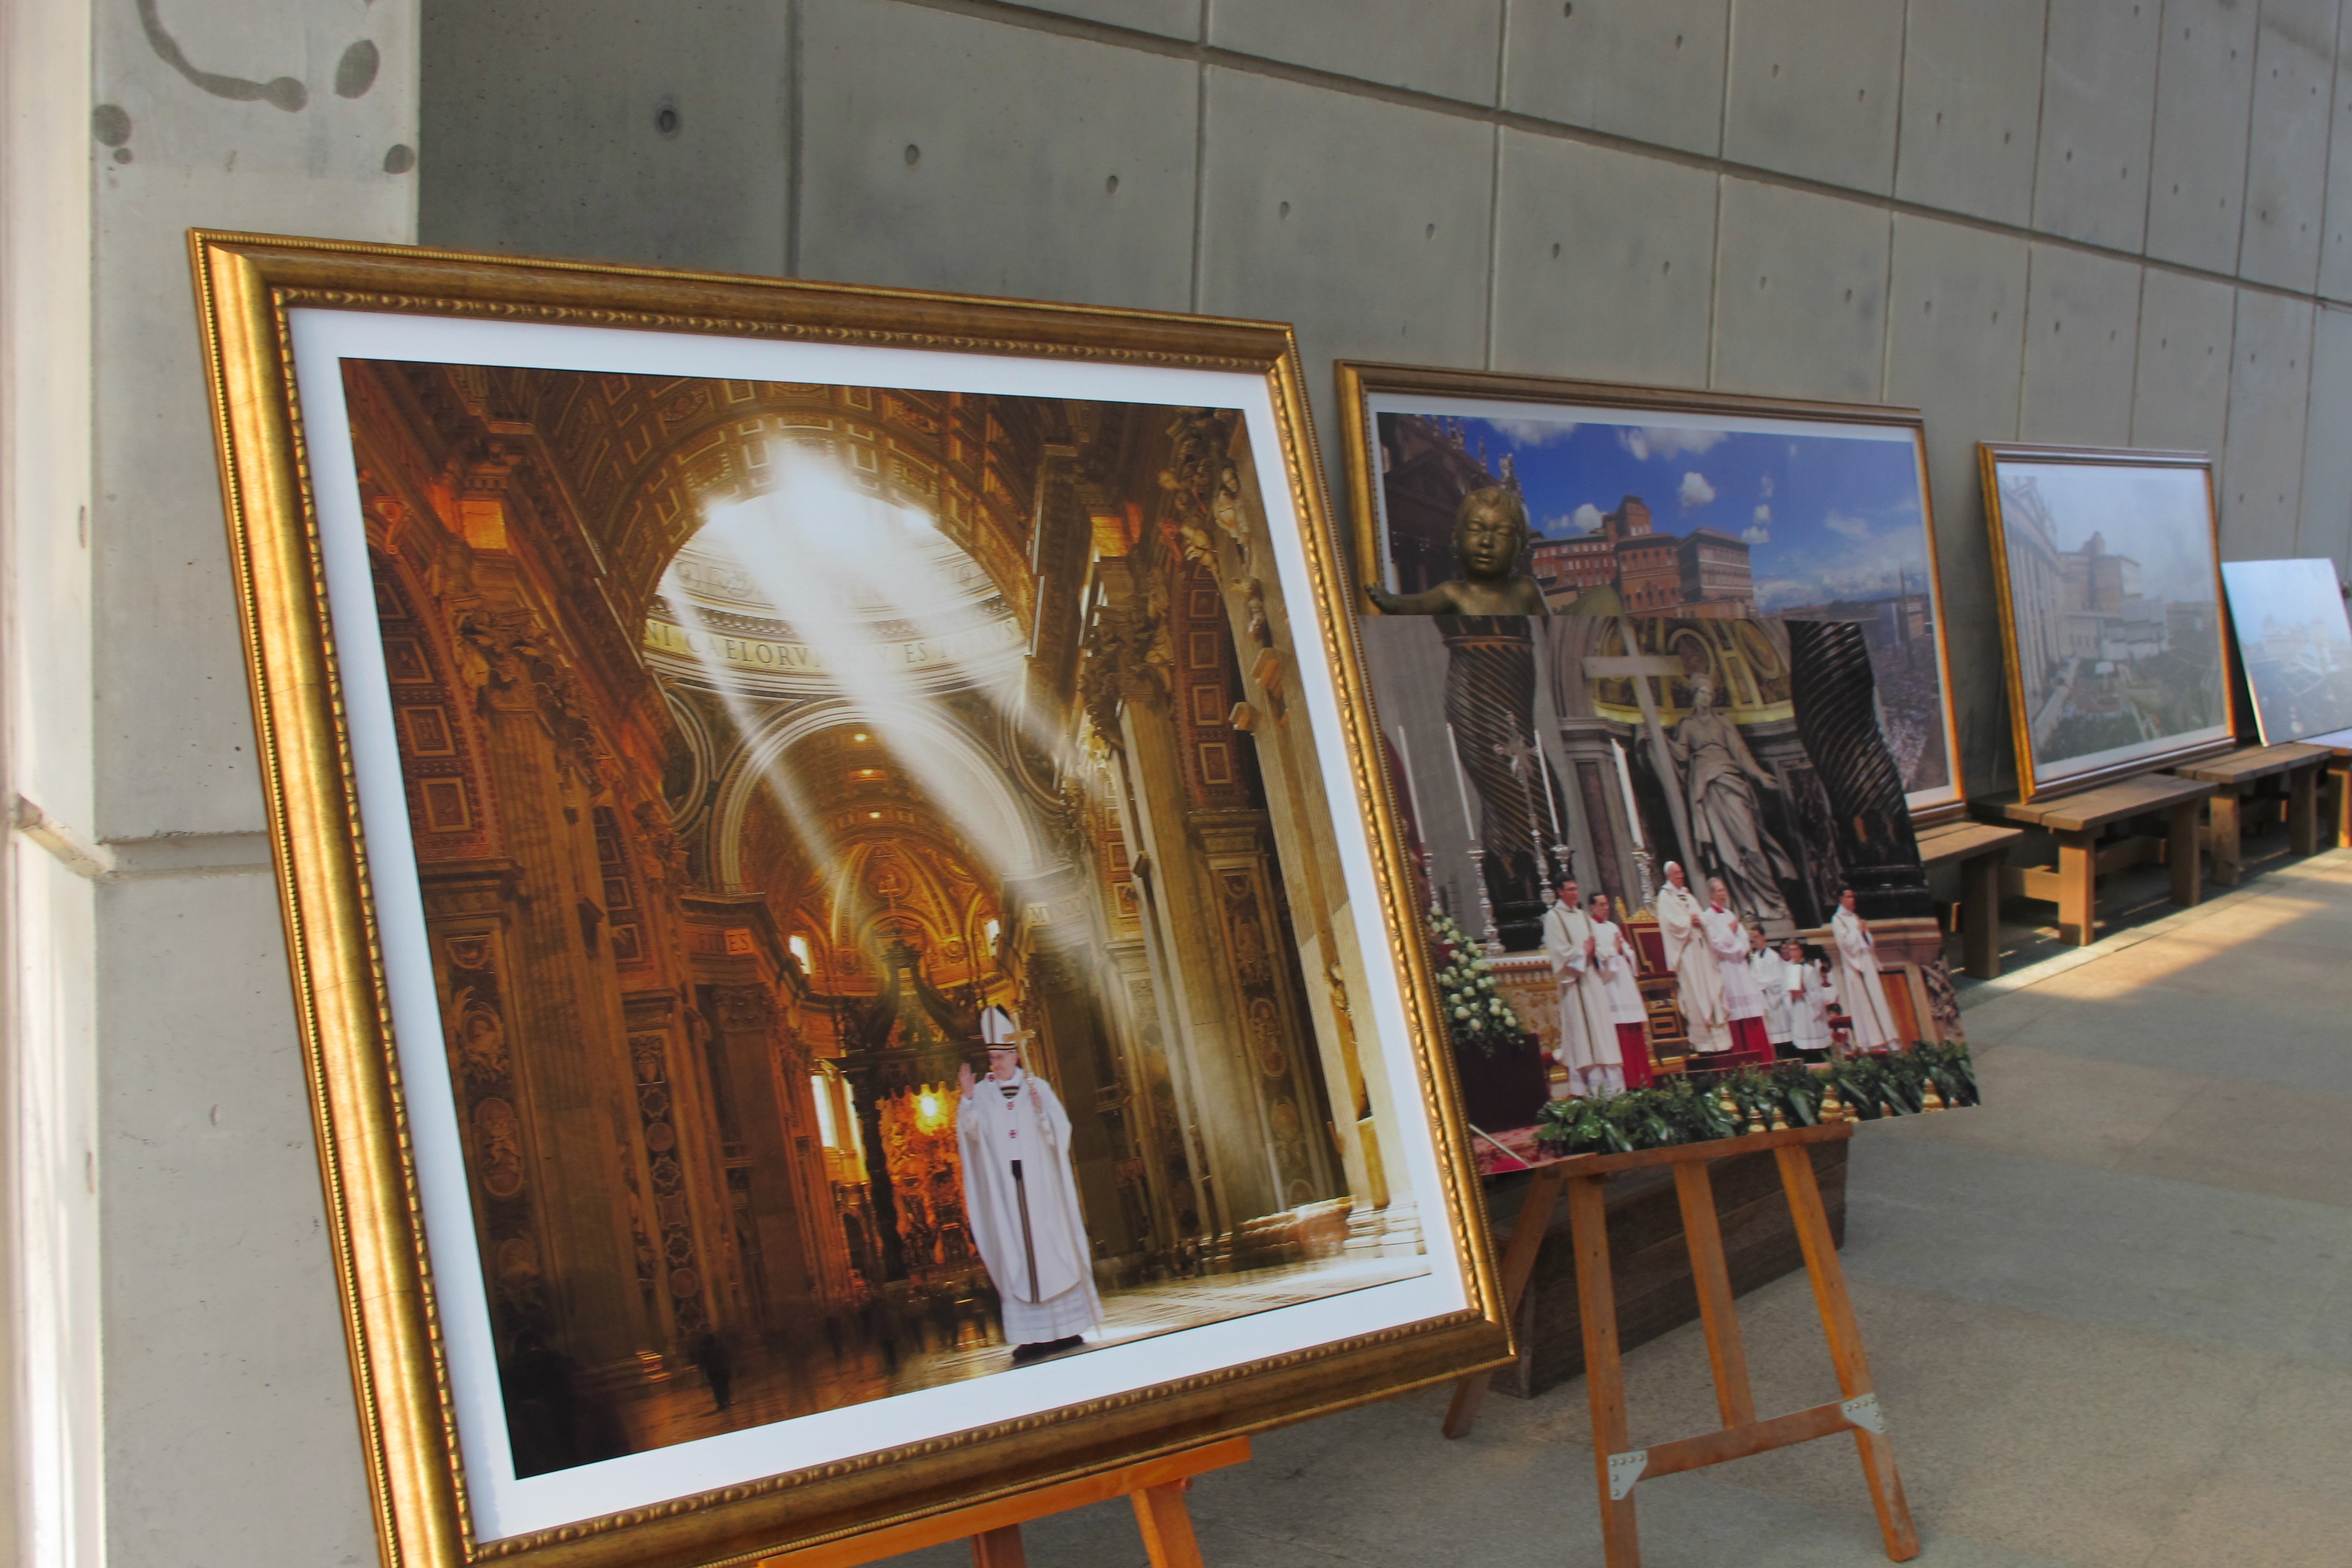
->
[1532,1043,1981,1156]
[1426,903,1522,1055]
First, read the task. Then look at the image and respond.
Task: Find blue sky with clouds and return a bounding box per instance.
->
[1453,415,1932,611]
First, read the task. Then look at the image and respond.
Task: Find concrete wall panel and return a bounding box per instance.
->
[2318,11,2352,299]
[2033,0,2163,251]
[1883,214,2030,793]
[2298,305,2352,569]
[798,0,1197,310]
[1024,0,1201,39]
[417,0,788,272]
[2143,0,2257,273]
[2131,269,2236,461]
[2239,0,2338,291]
[99,874,373,1568]
[1198,69,1494,437]
[2019,244,2143,448]
[1502,0,1730,156]
[1894,0,2049,227]
[1722,0,1905,193]
[1209,0,1502,105]
[1710,178,1890,402]
[2221,289,2317,557]
[1491,132,1717,388]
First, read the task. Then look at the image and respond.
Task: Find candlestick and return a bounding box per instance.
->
[1536,736,1563,845]
[1465,843,1504,956]
[1445,721,1479,843]
[1392,726,1428,843]
[1612,739,1646,849]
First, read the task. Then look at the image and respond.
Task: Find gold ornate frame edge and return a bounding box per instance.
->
[189,230,1511,1568]
[1333,360,1970,827]
[1975,441,2238,804]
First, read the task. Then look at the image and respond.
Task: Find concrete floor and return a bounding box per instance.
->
[879,848,2352,1567]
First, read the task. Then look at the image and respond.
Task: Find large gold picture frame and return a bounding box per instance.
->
[1978,442,2236,801]
[191,231,1507,1568]
[1333,362,1968,826]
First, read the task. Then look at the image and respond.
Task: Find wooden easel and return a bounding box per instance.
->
[763,1436,1248,1568]
[1446,1122,1917,1565]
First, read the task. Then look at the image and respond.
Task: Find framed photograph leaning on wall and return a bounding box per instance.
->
[1979,444,2236,801]
[191,233,1506,1568]
[1332,363,1967,824]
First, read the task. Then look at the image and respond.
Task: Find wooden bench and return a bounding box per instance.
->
[1989,772,2215,946]
[1914,819,2026,979]
[2309,730,2352,848]
[2172,742,2332,885]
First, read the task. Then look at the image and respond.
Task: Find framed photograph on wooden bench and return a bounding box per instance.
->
[191,232,1506,1568]
[1979,444,2235,801]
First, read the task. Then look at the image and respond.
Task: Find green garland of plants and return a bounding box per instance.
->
[1532,1041,1981,1157]
[1426,903,1522,1056]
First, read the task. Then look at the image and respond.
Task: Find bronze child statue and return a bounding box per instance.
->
[1367,485,1550,616]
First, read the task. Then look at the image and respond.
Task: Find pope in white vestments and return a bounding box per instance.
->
[1542,882,1623,1095]
[1829,890,1901,1053]
[1654,862,1732,1056]
[957,1006,1102,1362]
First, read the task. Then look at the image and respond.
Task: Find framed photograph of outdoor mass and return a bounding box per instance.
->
[1979,444,2235,801]
[192,232,1504,1568]
[2219,558,2352,746]
[1333,364,1966,823]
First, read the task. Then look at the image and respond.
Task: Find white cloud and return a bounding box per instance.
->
[1753,504,1772,525]
[1572,502,1604,534]
[1679,471,1717,509]
[1743,525,1770,544]
[1616,426,1729,462]
[1825,511,1871,538]
[1759,474,1776,499]
[1485,418,1578,446]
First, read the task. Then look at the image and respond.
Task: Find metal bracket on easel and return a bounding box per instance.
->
[1607,1449,1649,1500]
[1841,1393,1885,1435]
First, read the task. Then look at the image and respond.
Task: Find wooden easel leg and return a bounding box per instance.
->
[2333,763,2352,848]
[1774,1146,1919,1562]
[2056,830,2095,946]
[1131,1480,1206,1568]
[1444,1165,1567,1438]
[2169,799,2204,907]
[2208,792,2242,888]
[1567,1173,1642,1567]
[1672,1161,1756,1429]
[2289,766,2319,855]
[969,1524,1026,1567]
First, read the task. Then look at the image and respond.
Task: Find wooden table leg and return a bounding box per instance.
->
[1567,1173,1642,1567]
[2056,829,2095,946]
[2170,799,2205,907]
[1959,850,2003,979]
[970,1524,1026,1567]
[1131,1482,1206,1568]
[2207,790,2242,888]
[1776,1146,1920,1563]
[2289,765,2320,855]
[2333,763,2352,849]
[1444,1166,1566,1438]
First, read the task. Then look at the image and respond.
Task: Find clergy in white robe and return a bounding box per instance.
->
[1784,943,1837,1059]
[1587,894,1654,1088]
[1542,881,1623,1095]
[1698,881,1775,1068]
[1830,890,1901,1054]
[1747,925,1794,1054]
[1654,862,1732,1056]
[957,1006,1102,1360]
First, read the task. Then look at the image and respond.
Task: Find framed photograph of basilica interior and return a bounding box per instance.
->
[1979,444,2235,801]
[1333,362,1966,823]
[191,233,1504,1568]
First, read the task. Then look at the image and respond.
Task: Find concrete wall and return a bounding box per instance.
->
[422,0,2352,801]
[7,3,2350,1566]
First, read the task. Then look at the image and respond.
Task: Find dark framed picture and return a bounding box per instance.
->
[1979,444,2235,800]
[1334,364,1966,823]
[193,233,1505,1568]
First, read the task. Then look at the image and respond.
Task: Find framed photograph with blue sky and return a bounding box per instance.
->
[1334,365,1965,822]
